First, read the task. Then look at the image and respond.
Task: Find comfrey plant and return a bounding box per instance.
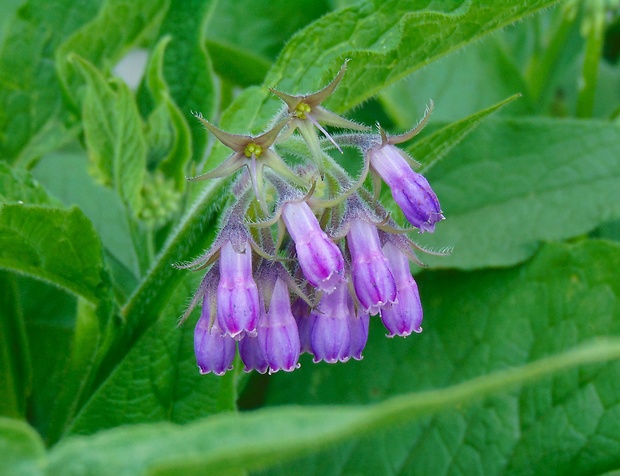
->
[178,63,445,375]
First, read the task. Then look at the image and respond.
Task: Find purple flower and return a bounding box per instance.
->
[282,201,344,293]
[238,336,268,374]
[368,144,443,233]
[194,299,236,375]
[349,310,370,360]
[346,219,397,314]
[216,240,260,339]
[310,282,352,363]
[258,278,301,373]
[380,242,423,337]
[292,297,314,354]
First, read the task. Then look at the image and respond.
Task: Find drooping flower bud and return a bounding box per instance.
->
[216,240,260,339]
[238,336,268,374]
[292,297,314,354]
[194,298,236,375]
[348,310,370,360]
[380,242,423,337]
[258,278,301,373]
[368,143,443,233]
[346,219,397,314]
[310,281,352,363]
[282,201,345,293]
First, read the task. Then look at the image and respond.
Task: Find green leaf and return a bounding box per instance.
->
[266,0,563,112]
[155,0,218,163]
[411,94,522,171]
[46,336,620,474]
[32,149,141,286]
[204,0,330,86]
[0,417,46,476]
[0,163,60,206]
[70,56,147,216]
[379,40,529,125]
[143,36,193,190]
[65,276,236,437]
[410,117,620,269]
[262,240,620,475]
[0,204,112,304]
[55,0,170,97]
[18,277,77,441]
[0,273,31,419]
[0,0,100,165]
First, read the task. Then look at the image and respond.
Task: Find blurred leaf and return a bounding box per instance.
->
[266,0,563,112]
[411,117,620,269]
[205,0,330,86]
[143,36,193,189]
[0,163,60,206]
[411,94,522,171]
[55,0,170,97]
[32,149,140,286]
[380,40,530,125]
[0,417,45,476]
[0,273,31,419]
[65,276,236,436]
[18,277,77,441]
[70,56,146,216]
[0,0,100,165]
[46,336,620,474]
[263,240,620,476]
[154,0,217,163]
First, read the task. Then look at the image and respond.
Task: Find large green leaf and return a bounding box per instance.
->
[410,117,620,269]
[42,337,620,475]
[266,0,562,112]
[263,240,620,475]
[0,204,111,304]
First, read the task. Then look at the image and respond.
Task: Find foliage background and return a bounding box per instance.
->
[1,0,620,474]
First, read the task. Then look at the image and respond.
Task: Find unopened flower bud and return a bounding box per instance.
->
[347,219,397,314]
[216,240,260,339]
[310,282,352,363]
[258,278,301,373]
[282,201,344,293]
[380,242,423,337]
[368,144,443,232]
[194,300,236,375]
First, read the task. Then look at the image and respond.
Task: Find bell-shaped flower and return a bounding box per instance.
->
[310,281,352,363]
[292,297,314,354]
[368,115,443,233]
[238,336,269,374]
[270,62,369,165]
[281,200,344,293]
[380,242,423,337]
[194,297,236,375]
[346,219,397,314]
[258,278,301,373]
[216,239,260,339]
[349,309,370,361]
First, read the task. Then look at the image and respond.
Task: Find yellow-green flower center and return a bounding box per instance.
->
[244,142,262,158]
[294,102,312,119]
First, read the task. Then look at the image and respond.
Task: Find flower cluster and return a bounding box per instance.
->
[179,62,445,375]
